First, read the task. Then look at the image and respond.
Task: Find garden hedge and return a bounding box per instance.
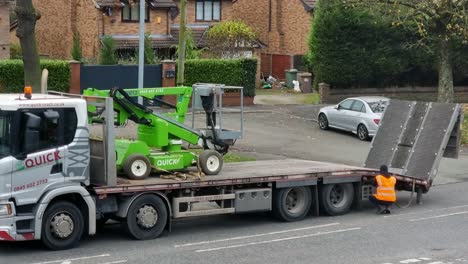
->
[0,60,70,93]
[184,58,257,97]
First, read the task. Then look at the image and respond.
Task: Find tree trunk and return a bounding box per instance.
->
[176,0,186,86]
[437,39,454,103]
[15,0,41,93]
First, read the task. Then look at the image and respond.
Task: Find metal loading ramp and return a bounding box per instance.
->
[364,99,464,183]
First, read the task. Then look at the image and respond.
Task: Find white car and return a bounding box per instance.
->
[317,96,389,140]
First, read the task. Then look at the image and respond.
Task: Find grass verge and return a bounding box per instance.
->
[190,148,256,163]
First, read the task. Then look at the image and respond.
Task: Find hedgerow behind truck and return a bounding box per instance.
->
[0,87,462,250]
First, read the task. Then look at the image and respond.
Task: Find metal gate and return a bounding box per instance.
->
[365,99,463,182]
[80,64,162,92]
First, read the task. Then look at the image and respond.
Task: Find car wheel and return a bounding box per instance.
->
[357,124,369,141]
[318,113,329,130]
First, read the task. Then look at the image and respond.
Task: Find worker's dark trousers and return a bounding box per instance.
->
[369,195,394,210]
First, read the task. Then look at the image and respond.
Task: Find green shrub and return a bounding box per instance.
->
[0,60,70,93]
[71,32,83,62]
[135,33,157,64]
[184,58,257,97]
[10,44,22,59]
[99,36,117,65]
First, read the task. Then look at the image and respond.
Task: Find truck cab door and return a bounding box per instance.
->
[10,109,76,205]
[0,112,14,201]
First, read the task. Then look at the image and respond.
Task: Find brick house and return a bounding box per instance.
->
[232,0,315,80]
[0,1,11,59]
[9,0,239,60]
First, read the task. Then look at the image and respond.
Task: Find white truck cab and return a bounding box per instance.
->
[0,92,96,249]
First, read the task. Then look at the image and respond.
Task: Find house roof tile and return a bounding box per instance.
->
[109,25,210,48]
[93,0,177,8]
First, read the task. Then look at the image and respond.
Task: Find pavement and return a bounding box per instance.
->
[2,181,468,264]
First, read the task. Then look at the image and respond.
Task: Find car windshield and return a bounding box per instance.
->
[367,100,388,113]
[0,111,12,158]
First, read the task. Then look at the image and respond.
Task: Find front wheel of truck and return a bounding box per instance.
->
[41,201,84,250]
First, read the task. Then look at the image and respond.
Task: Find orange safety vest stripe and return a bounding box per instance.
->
[373,174,396,202]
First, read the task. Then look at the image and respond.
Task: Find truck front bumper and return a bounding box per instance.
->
[0,203,34,241]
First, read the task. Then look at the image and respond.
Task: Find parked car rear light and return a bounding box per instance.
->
[373,119,380,125]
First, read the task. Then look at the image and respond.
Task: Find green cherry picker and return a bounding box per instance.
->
[83,84,242,180]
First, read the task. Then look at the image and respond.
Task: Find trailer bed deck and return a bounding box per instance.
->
[91,159,429,195]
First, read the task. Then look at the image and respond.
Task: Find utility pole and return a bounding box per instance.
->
[176,0,186,86]
[137,0,145,104]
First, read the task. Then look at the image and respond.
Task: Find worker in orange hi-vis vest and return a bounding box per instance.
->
[369,165,397,214]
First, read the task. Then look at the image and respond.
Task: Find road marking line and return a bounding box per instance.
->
[99,261,127,264]
[410,211,468,222]
[427,262,444,264]
[195,227,361,253]
[175,222,340,248]
[32,254,111,264]
[400,259,421,263]
[418,258,431,261]
[384,204,468,218]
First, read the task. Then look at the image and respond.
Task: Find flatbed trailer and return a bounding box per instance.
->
[0,91,459,250]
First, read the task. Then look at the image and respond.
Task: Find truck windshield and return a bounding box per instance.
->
[0,111,12,158]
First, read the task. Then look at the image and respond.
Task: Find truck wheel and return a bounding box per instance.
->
[273,187,312,222]
[41,201,84,250]
[124,195,167,240]
[124,154,151,180]
[320,183,354,216]
[199,150,223,175]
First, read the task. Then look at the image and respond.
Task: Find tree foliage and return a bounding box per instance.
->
[343,0,468,102]
[207,20,257,59]
[306,0,435,89]
[175,28,204,60]
[99,35,117,65]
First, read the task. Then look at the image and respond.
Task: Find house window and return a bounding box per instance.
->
[122,2,149,22]
[196,0,221,21]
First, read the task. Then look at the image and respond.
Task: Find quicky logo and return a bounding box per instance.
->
[156,158,180,167]
[24,150,61,168]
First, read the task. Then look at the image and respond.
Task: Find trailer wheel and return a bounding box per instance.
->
[199,150,223,175]
[124,154,151,180]
[41,201,84,250]
[124,195,167,240]
[273,187,312,222]
[320,183,354,216]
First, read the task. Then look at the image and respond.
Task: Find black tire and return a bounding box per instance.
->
[318,113,329,130]
[273,187,312,222]
[199,150,223,175]
[357,124,369,141]
[41,201,84,250]
[124,154,151,180]
[124,195,167,240]
[320,183,354,216]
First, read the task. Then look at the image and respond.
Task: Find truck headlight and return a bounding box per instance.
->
[0,204,12,216]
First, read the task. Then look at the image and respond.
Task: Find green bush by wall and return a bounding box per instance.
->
[184,58,257,97]
[0,60,70,93]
